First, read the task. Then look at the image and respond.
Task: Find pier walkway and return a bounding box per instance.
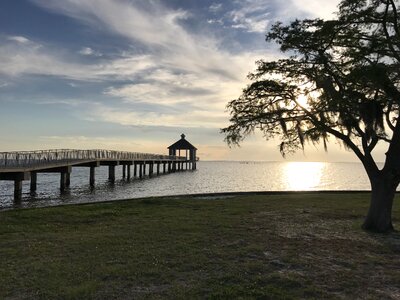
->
[0,149,196,200]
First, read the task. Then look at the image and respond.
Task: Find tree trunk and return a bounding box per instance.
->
[362,173,396,233]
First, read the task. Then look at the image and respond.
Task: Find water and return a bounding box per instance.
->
[0,161,372,210]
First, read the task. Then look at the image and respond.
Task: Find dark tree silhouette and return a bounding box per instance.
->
[222,0,400,232]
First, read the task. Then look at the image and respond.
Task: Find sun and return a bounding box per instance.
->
[296,94,309,109]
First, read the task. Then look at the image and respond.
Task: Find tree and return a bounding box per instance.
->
[222,0,400,232]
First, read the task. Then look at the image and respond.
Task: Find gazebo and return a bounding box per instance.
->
[168,134,197,170]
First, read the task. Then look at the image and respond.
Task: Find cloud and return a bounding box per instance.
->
[205,0,289,33]
[33,98,87,106]
[209,3,223,13]
[78,47,102,56]
[30,0,251,80]
[0,36,154,81]
[31,0,192,49]
[0,81,10,88]
[68,82,78,87]
[100,51,263,124]
[291,0,340,19]
[218,0,341,33]
[87,103,228,129]
[7,35,31,44]
[207,18,224,25]
[38,135,145,151]
[229,0,272,33]
[104,68,238,106]
[91,55,155,80]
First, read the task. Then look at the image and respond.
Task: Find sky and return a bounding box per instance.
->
[0,0,377,162]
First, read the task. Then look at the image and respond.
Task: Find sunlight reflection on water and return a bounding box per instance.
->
[283,162,325,190]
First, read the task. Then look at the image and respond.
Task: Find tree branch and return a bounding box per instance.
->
[385,100,396,131]
[383,1,400,63]
[389,0,400,37]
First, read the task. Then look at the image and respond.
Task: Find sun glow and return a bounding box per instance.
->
[296,94,309,109]
[284,162,325,190]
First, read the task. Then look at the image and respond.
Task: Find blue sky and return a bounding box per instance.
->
[0,0,364,161]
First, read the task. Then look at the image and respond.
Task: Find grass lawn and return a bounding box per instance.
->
[0,192,399,299]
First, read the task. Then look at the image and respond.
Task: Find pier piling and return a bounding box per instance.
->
[60,172,67,191]
[90,166,95,187]
[108,165,116,183]
[14,180,23,200]
[149,162,153,177]
[127,164,131,180]
[30,171,37,192]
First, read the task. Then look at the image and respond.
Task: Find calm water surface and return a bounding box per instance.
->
[0,161,372,210]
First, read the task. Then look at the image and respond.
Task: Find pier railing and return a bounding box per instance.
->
[0,149,186,169]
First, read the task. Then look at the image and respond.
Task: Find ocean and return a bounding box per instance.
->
[0,161,372,210]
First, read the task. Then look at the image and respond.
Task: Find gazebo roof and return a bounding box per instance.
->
[168,134,197,150]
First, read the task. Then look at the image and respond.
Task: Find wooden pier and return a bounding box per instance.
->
[0,148,197,200]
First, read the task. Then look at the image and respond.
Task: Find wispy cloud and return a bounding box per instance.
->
[78,47,102,56]
[209,3,223,13]
[104,62,255,107]
[87,103,229,129]
[209,0,340,33]
[38,135,145,151]
[32,0,190,49]
[229,0,272,33]
[0,36,154,81]
[7,35,31,44]
[0,81,10,88]
[30,0,250,80]
[205,0,288,33]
